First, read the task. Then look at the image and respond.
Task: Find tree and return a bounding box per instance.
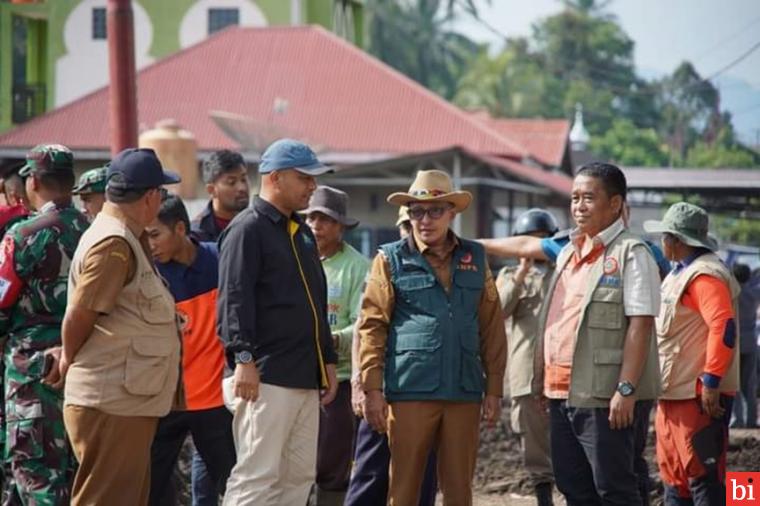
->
[656,61,722,162]
[453,39,564,118]
[589,119,669,166]
[366,0,484,99]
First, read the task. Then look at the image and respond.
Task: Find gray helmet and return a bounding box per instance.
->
[513,208,559,236]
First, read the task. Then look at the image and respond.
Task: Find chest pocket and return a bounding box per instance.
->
[395,272,437,314]
[138,274,176,324]
[586,287,623,330]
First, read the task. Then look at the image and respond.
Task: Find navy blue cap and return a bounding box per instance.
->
[258,139,331,175]
[106,148,181,191]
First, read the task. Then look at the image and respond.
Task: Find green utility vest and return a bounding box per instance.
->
[381,237,487,403]
[536,229,661,408]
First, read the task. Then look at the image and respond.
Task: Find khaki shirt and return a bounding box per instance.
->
[359,233,507,397]
[496,263,552,397]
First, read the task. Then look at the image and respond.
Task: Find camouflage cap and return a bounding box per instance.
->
[72,166,107,195]
[643,202,718,251]
[18,144,74,177]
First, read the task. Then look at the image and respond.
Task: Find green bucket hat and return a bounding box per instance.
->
[18,144,74,177]
[643,202,718,251]
[72,166,107,195]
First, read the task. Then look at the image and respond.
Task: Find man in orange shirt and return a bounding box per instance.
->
[537,163,661,505]
[644,202,739,505]
[146,193,236,505]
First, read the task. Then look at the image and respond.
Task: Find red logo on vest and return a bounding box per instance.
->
[727,472,760,505]
[603,257,619,275]
[461,253,472,264]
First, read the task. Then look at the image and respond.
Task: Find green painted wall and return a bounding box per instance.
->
[0,0,364,134]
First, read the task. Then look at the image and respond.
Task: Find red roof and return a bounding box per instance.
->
[467,111,570,167]
[0,26,530,158]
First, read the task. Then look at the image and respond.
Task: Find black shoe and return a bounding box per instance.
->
[535,482,554,506]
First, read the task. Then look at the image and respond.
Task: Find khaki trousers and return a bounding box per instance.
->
[63,404,158,506]
[388,401,481,506]
[222,382,319,506]
[510,395,553,486]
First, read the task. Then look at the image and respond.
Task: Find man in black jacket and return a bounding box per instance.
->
[217,139,338,506]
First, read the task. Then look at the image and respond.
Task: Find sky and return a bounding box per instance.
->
[452,0,760,144]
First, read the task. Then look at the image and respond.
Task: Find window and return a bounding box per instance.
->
[208,8,239,35]
[92,8,107,40]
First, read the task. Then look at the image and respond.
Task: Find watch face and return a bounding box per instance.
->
[619,382,634,396]
[236,351,253,364]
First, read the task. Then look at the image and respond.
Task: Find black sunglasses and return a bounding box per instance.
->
[407,205,452,221]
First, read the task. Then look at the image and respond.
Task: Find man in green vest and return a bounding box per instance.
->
[359,169,507,506]
[537,162,661,506]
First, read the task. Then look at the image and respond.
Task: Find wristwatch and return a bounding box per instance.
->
[235,351,254,365]
[616,381,636,397]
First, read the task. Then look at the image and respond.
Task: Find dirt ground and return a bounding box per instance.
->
[470,400,760,506]
[172,400,760,506]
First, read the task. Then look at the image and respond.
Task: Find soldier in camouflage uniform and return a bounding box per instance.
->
[71,167,107,221]
[0,170,31,500]
[0,145,89,505]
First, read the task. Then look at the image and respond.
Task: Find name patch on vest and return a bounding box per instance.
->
[599,275,621,288]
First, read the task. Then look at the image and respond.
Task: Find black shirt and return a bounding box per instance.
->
[217,196,337,389]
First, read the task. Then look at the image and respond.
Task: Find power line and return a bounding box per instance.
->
[454,0,760,95]
[703,40,760,81]
[693,14,760,63]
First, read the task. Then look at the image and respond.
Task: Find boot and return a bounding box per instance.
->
[535,482,554,506]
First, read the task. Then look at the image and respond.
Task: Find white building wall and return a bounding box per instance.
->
[179,0,267,49]
[55,0,269,107]
[55,0,154,107]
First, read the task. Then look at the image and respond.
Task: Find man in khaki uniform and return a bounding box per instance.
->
[60,148,183,506]
[495,209,558,506]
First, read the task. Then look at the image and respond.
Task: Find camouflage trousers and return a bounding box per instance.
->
[3,373,74,506]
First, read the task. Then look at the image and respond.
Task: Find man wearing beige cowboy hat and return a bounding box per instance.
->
[358,169,507,505]
[644,202,740,505]
[303,186,370,506]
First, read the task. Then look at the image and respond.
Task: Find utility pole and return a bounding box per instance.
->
[107,0,138,154]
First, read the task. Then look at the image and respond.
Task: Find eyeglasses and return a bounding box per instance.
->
[407,205,451,221]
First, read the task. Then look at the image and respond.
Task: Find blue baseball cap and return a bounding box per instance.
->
[106,148,181,191]
[258,139,331,175]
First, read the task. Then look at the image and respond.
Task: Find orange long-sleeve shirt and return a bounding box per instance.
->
[681,274,736,389]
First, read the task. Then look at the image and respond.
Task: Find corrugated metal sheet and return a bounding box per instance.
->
[0,26,529,158]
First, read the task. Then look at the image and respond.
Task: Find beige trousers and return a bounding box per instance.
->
[222,382,320,506]
[510,395,553,486]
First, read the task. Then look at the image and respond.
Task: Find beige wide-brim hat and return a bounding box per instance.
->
[387,170,472,213]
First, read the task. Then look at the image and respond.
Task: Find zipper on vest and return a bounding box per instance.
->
[288,220,328,388]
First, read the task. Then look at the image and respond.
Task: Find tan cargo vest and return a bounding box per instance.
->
[536,229,661,408]
[497,264,552,398]
[64,211,183,417]
[656,253,740,400]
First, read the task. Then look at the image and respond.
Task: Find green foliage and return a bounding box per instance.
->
[590,119,669,166]
[367,0,759,169]
[366,0,484,99]
[685,141,757,168]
